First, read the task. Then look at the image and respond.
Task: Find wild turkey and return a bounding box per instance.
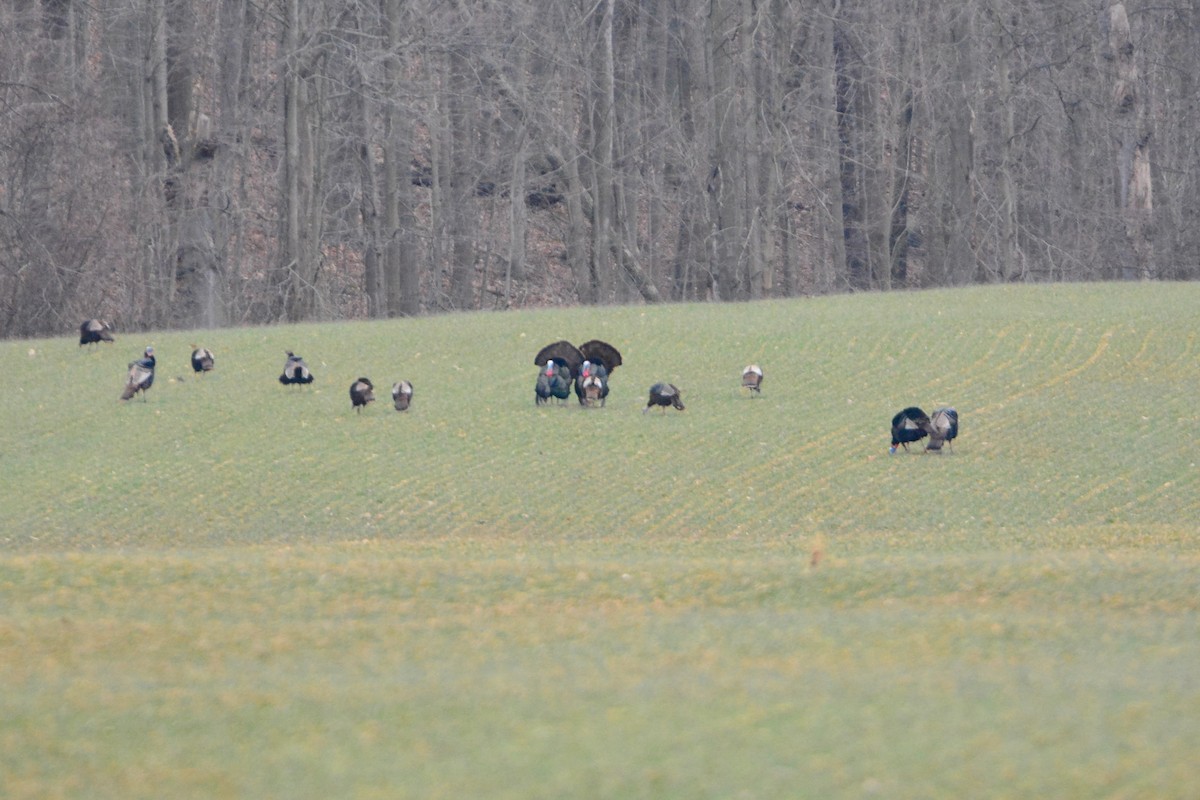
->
[741,364,764,394]
[575,361,610,407]
[925,407,959,452]
[279,351,314,385]
[533,340,584,377]
[190,345,214,375]
[350,378,375,413]
[535,360,572,405]
[79,319,114,347]
[644,382,685,413]
[120,346,156,401]
[392,380,414,411]
[574,341,621,407]
[890,406,932,453]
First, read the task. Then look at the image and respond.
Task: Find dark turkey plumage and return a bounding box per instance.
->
[644,382,685,413]
[578,340,622,374]
[925,407,959,452]
[120,346,156,401]
[350,378,375,413]
[392,380,413,411]
[79,319,114,347]
[190,345,214,375]
[535,361,572,405]
[533,340,584,377]
[532,339,620,407]
[890,406,932,453]
[742,364,763,394]
[575,360,610,407]
[279,351,314,385]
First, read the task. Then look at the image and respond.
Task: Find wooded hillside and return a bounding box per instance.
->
[1,0,1194,336]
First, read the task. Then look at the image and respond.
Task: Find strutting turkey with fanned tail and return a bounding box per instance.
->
[120,346,156,401]
[532,339,621,407]
[533,340,579,406]
[79,319,114,347]
[741,364,763,394]
[574,340,622,407]
[925,407,958,452]
[190,345,214,375]
[350,378,375,413]
[392,380,413,411]
[889,406,932,453]
[279,351,314,385]
[644,382,685,413]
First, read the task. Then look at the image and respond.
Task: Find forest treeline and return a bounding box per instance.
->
[0,0,1195,337]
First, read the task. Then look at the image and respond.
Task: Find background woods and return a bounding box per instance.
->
[0,0,1196,337]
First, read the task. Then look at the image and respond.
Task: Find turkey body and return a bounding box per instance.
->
[890,406,932,453]
[925,407,959,452]
[190,346,214,375]
[575,361,609,407]
[350,378,375,412]
[80,319,114,347]
[392,380,414,411]
[644,382,684,412]
[535,361,572,405]
[533,339,621,408]
[120,347,156,401]
[741,364,763,394]
[279,351,314,385]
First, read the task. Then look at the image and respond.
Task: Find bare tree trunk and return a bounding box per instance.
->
[706,0,744,300]
[814,0,846,293]
[277,0,325,321]
[446,47,477,310]
[1105,2,1155,280]
[930,0,977,286]
[590,0,617,302]
[506,125,528,307]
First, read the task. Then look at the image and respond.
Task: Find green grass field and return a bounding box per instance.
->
[2,283,1198,798]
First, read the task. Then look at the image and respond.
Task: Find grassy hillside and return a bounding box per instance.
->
[2,283,1199,797]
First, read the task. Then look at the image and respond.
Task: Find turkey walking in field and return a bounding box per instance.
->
[392,380,413,411]
[190,345,214,375]
[575,361,610,407]
[279,351,314,385]
[574,341,621,407]
[534,340,582,406]
[890,406,932,453]
[925,407,959,453]
[350,378,375,413]
[79,319,114,347]
[644,382,685,413]
[534,360,572,405]
[120,346,156,401]
[741,364,763,394]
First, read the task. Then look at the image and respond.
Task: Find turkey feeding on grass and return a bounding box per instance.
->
[392,380,413,411]
[79,319,114,347]
[644,382,685,413]
[741,364,763,394]
[190,345,214,375]
[889,406,932,453]
[279,351,314,385]
[925,407,959,452]
[120,346,156,401]
[350,378,375,412]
